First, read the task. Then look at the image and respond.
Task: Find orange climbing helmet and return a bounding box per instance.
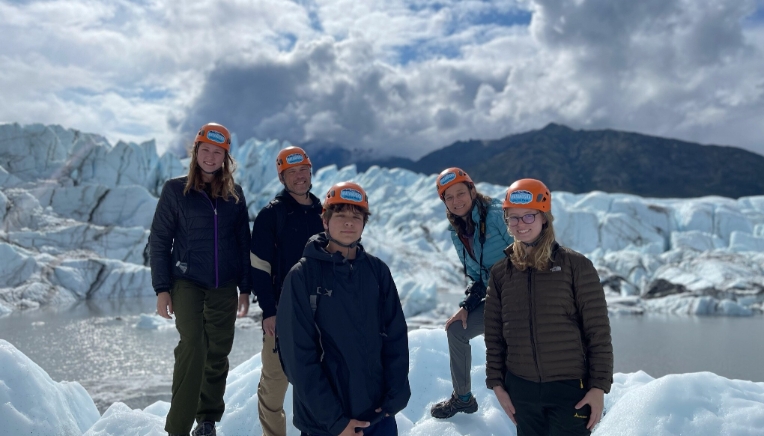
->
[323,182,369,212]
[436,167,474,199]
[276,146,312,174]
[195,123,231,152]
[503,179,551,212]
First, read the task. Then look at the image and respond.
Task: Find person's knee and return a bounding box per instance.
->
[447,322,470,342]
[177,322,205,345]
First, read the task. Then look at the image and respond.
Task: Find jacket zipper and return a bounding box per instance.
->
[528,269,542,381]
[203,192,219,288]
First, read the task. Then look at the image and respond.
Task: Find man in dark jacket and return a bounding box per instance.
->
[250,146,324,436]
[277,182,411,436]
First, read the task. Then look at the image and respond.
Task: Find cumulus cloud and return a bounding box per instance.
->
[1,0,763,159]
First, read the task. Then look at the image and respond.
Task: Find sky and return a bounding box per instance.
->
[2,0,764,159]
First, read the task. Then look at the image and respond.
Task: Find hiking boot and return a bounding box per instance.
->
[191,421,216,436]
[430,392,478,419]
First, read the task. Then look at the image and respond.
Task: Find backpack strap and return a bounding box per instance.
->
[268,199,290,291]
[307,253,388,337]
[365,253,388,337]
[268,198,288,243]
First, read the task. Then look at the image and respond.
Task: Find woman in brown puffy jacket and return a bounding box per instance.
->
[484,178,613,435]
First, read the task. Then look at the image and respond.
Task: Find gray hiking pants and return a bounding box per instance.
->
[446,301,485,396]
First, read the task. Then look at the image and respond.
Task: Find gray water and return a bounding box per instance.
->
[1,297,763,413]
[0,297,263,412]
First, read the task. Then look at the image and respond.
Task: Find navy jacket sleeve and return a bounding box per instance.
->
[149,180,177,294]
[250,206,278,317]
[276,263,350,435]
[235,186,251,294]
[378,262,411,415]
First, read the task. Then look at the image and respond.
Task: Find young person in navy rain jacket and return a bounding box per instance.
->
[277,182,411,436]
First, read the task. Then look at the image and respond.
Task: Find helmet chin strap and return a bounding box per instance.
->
[521,226,547,248]
[326,228,362,249]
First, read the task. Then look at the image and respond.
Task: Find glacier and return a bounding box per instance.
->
[1,122,763,317]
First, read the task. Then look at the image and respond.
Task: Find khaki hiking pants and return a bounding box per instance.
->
[165,279,238,435]
[259,331,289,436]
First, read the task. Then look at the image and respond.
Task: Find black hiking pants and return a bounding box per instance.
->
[505,371,591,436]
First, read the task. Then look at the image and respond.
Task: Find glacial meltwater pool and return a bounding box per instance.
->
[1,295,763,412]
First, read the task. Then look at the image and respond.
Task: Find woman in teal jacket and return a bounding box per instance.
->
[430,168,513,419]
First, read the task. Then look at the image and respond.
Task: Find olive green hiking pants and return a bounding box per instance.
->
[165,279,238,435]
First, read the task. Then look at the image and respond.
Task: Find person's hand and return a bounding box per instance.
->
[338,419,369,436]
[493,385,516,424]
[262,315,276,336]
[445,307,468,330]
[375,407,390,417]
[237,294,250,318]
[156,292,173,319]
[575,387,604,430]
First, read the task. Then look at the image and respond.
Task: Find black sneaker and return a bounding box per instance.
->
[430,392,478,419]
[191,421,216,436]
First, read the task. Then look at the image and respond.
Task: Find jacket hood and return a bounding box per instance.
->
[303,232,368,265]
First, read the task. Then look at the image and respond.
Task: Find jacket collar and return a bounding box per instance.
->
[275,188,322,210]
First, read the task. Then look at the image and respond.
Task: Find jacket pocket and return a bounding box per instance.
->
[176,250,191,275]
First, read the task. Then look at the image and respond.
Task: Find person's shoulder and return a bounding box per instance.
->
[165,176,187,187]
[257,196,284,216]
[490,255,510,273]
[557,245,594,267]
[363,251,392,275]
[160,177,186,196]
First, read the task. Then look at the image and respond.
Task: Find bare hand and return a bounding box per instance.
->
[338,419,369,436]
[445,307,468,330]
[575,387,604,430]
[493,385,516,424]
[156,292,173,319]
[262,315,276,336]
[237,294,250,318]
[375,407,390,417]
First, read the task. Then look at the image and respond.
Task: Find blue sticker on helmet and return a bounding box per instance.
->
[509,190,533,204]
[439,172,456,186]
[286,153,304,165]
[340,188,363,203]
[206,130,226,144]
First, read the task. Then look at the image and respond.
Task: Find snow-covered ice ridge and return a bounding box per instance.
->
[1,123,763,316]
[4,333,764,436]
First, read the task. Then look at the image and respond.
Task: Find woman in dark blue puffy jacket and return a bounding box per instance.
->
[150,122,251,436]
[430,167,513,420]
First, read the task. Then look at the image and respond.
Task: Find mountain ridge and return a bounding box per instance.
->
[302,123,764,199]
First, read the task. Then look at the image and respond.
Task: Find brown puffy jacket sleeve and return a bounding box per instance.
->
[572,252,613,393]
[484,261,508,389]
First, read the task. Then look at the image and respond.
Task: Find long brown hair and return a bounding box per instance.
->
[183,142,240,202]
[446,183,491,239]
[509,211,556,271]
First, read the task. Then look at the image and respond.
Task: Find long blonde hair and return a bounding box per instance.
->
[509,211,556,271]
[184,143,240,202]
